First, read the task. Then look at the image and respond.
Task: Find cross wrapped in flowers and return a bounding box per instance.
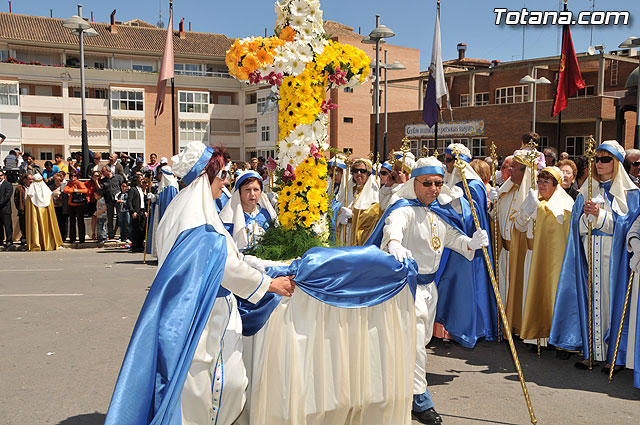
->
[226,0,370,232]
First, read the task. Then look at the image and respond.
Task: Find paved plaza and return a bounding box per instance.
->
[1,248,639,425]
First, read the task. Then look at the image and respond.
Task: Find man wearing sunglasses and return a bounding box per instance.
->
[624,148,640,187]
[379,152,415,212]
[368,156,488,425]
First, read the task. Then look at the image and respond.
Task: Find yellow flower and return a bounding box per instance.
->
[288,197,307,212]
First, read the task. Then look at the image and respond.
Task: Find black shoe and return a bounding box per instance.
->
[601,365,624,375]
[412,408,443,425]
[574,361,589,370]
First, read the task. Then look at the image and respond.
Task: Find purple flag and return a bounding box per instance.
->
[422,75,438,127]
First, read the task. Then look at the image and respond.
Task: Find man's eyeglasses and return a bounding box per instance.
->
[352,168,368,174]
[416,180,444,188]
[595,156,614,164]
[379,171,390,176]
[444,157,455,163]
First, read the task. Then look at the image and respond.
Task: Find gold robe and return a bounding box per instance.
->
[520,203,571,339]
[26,197,63,251]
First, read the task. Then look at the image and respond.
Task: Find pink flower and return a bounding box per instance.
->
[267,71,283,86]
[282,164,296,182]
[321,99,338,113]
[248,71,262,85]
[309,144,322,159]
[266,156,277,171]
[328,66,347,86]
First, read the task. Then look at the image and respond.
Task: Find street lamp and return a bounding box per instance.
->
[520,70,551,133]
[619,37,640,149]
[63,5,95,178]
[382,53,405,159]
[362,15,395,160]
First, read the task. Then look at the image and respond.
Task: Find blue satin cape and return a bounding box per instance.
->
[433,180,497,348]
[237,245,419,336]
[215,190,230,213]
[105,224,227,425]
[146,186,178,255]
[550,189,640,377]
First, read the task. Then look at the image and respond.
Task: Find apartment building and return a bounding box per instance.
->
[0,11,279,164]
[380,43,639,159]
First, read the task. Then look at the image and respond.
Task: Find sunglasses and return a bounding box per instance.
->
[379,170,390,176]
[595,156,614,164]
[444,157,455,163]
[632,161,640,167]
[416,180,444,188]
[352,168,368,174]
[215,169,228,180]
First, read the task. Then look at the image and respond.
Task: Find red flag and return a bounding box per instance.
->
[551,25,585,117]
[154,5,174,123]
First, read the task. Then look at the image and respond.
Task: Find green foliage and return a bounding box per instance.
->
[245,223,330,261]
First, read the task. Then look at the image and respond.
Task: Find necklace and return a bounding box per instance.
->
[425,208,442,250]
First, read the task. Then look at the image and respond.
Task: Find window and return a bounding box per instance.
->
[245,123,257,133]
[565,136,586,158]
[112,119,144,140]
[39,149,53,161]
[471,138,487,157]
[175,63,204,76]
[495,85,528,104]
[0,84,18,105]
[0,50,9,61]
[94,61,105,70]
[460,94,469,107]
[257,96,267,113]
[538,136,549,150]
[132,64,154,72]
[217,95,232,105]
[94,89,107,99]
[570,85,595,98]
[111,90,144,111]
[246,93,257,105]
[344,87,354,93]
[343,117,353,123]
[19,86,29,95]
[179,121,209,143]
[261,126,270,142]
[179,91,209,113]
[72,89,89,98]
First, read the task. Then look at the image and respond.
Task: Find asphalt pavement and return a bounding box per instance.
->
[0,247,638,425]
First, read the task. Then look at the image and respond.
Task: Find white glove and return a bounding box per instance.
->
[244,255,288,274]
[337,213,349,225]
[387,240,413,262]
[519,188,540,218]
[488,187,499,201]
[147,192,157,202]
[468,229,489,250]
[340,207,353,219]
[630,238,640,273]
[267,191,278,208]
[495,170,504,186]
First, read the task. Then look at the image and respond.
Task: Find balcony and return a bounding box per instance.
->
[19,95,108,114]
[21,126,66,145]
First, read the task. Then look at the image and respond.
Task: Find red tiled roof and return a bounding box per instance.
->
[0,12,234,58]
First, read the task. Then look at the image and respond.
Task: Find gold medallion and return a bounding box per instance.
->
[431,236,442,250]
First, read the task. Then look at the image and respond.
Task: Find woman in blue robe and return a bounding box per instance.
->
[550,140,640,373]
[219,171,277,251]
[104,142,294,425]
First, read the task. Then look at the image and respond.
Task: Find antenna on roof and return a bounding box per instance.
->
[156,0,164,29]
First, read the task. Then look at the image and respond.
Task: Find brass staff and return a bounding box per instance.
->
[342,155,352,246]
[490,142,501,343]
[584,135,597,371]
[453,149,537,424]
[400,137,411,173]
[143,177,152,264]
[609,271,635,383]
[421,145,430,159]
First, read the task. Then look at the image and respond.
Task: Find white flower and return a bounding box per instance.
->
[311,119,326,139]
[289,57,307,75]
[293,41,314,62]
[290,13,307,30]
[290,143,311,161]
[291,0,310,17]
[293,124,312,141]
[309,37,327,55]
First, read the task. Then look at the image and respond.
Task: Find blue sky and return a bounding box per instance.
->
[13,0,640,69]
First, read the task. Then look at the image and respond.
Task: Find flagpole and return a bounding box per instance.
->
[170,1,177,156]
[435,0,440,155]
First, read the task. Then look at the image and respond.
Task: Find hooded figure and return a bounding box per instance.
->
[25,173,62,251]
[336,158,380,246]
[219,170,277,251]
[145,165,179,257]
[551,140,640,372]
[517,167,574,344]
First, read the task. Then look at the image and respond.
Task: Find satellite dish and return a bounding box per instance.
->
[588,46,596,55]
[156,20,164,29]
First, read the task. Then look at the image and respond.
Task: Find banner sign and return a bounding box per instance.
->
[405,120,485,138]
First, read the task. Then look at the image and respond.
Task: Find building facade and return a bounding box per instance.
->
[379,47,639,160]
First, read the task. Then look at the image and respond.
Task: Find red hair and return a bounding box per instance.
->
[204,146,228,183]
